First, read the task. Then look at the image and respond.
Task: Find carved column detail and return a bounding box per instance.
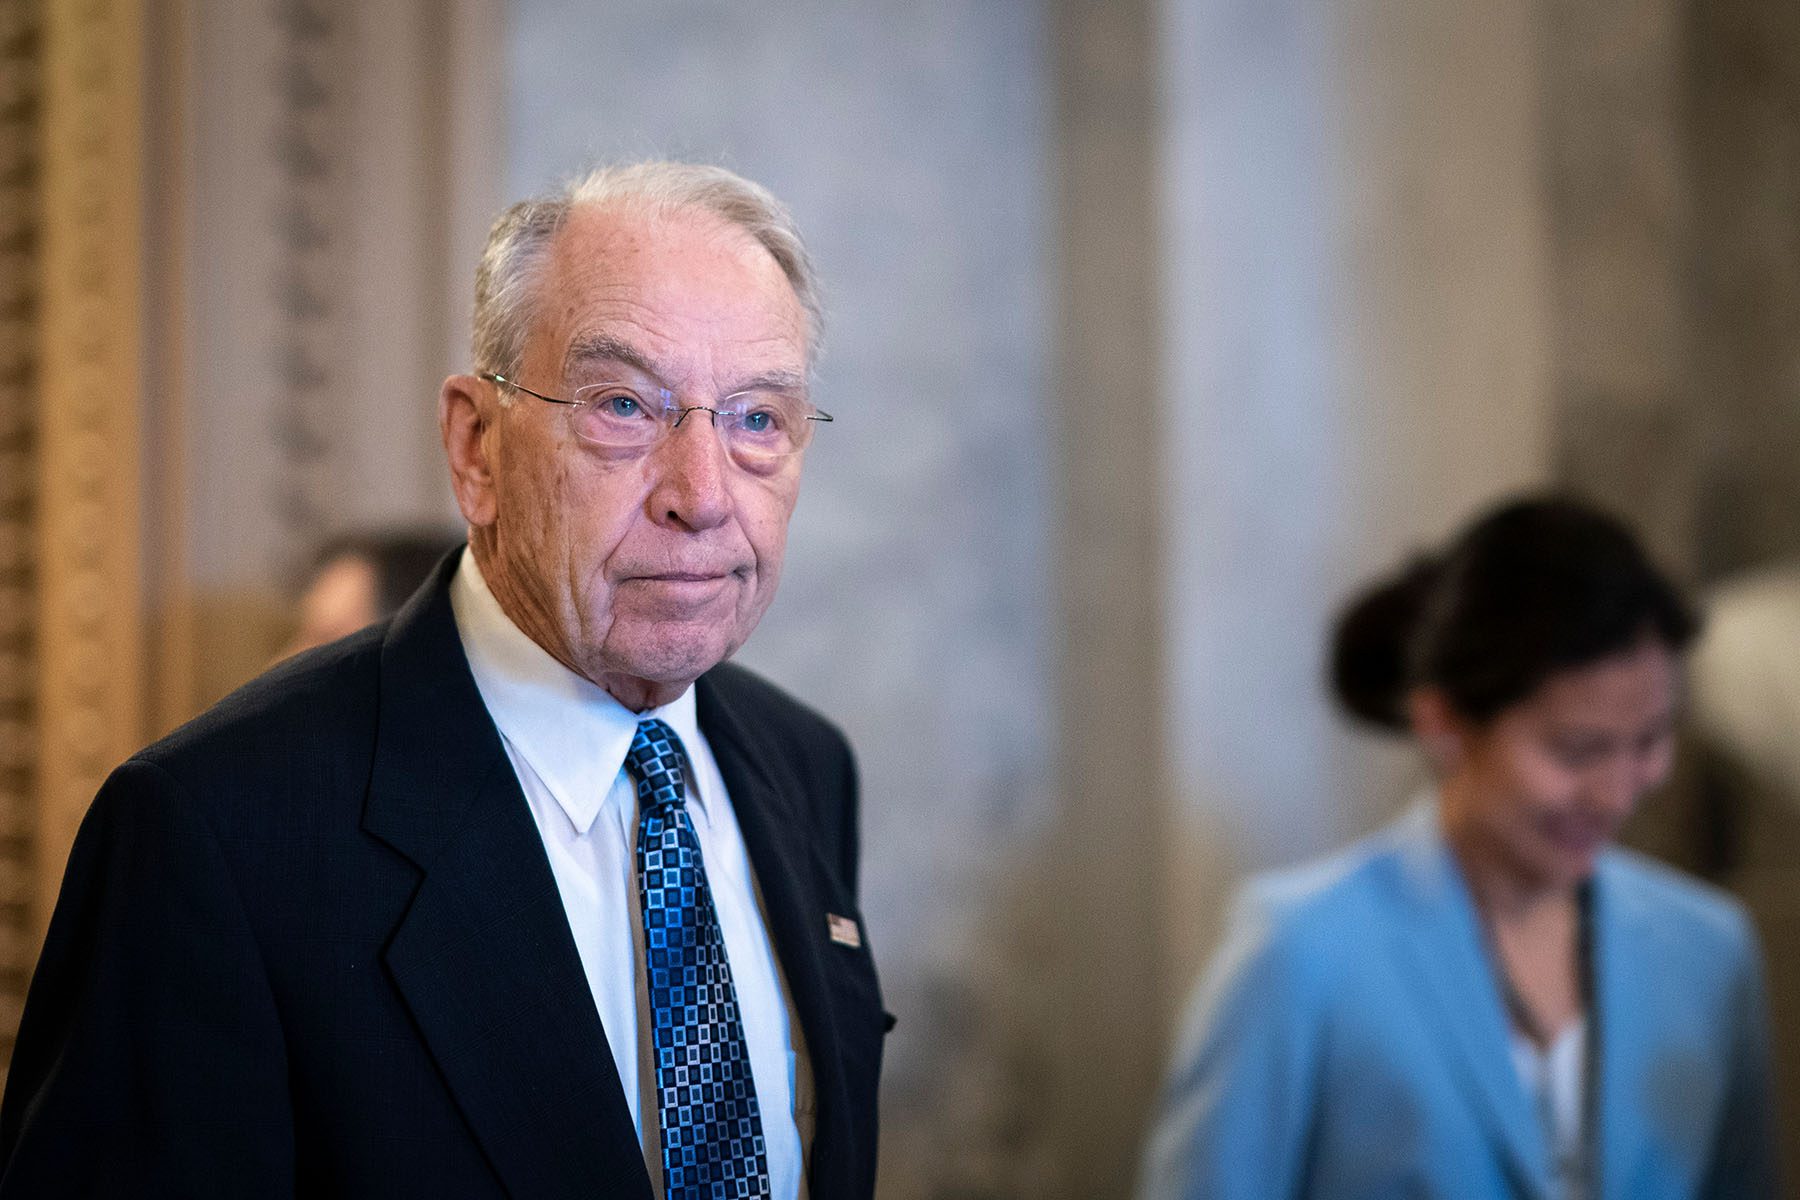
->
[270,0,348,571]
[0,0,38,1074]
[35,0,144,938]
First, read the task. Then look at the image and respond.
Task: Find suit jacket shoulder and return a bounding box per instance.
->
[1598,844,1759,959]
[701,660,862,892]
[1144,825,1419,1200]
[132,625,387,821]
[702,661,855,778]
[1213,815,1425,994]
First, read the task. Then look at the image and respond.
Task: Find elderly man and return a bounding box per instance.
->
[0,163,887,1199]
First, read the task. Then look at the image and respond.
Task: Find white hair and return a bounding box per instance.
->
[470,161,822,379]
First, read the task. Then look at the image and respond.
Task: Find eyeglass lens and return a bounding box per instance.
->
[568,383,813,461]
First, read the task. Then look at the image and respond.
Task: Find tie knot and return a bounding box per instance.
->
[625,718,689,812]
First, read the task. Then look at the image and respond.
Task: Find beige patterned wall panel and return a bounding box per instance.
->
[168,0,493,718]
[35,0,143,937]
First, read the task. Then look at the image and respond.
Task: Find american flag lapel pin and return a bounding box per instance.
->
[827,913,861,948]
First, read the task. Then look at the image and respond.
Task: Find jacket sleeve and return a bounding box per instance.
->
[1698,913,1782,1200]
[0,758,295,1198]
[1137,886,1323,1200]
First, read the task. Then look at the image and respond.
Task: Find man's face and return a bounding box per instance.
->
[445,203,810,707]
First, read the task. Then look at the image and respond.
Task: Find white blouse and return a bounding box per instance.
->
[1508,1019,1589,1200]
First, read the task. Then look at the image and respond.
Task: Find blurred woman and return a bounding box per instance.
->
[1139,496,1778,1200]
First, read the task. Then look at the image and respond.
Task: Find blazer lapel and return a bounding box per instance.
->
[1387,805,1553,1199]
[1589,856,1652,1200]
[362,560,652,1200]
[697,672,857,1198]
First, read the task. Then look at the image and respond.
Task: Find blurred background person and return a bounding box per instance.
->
[1138,496,1778,1200]
[281,528,463,658]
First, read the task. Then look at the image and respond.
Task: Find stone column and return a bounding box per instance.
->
[1540,0,1698,569]
[157,0,499,717]
[1042,1,1172,1193]
[36,0,147,944]
[1685,0,1800,580]
[1156,0,1554,998]
[1670,0,1800,1179]
[0,0,40,1079]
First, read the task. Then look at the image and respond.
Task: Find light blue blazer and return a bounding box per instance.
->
[1139,804,1779,1200]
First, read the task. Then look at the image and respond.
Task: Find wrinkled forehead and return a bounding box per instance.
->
[528,202,811,387]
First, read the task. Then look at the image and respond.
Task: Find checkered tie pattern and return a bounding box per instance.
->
[626,718,772,1200]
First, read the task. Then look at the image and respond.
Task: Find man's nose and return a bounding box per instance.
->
[647,411,732,531]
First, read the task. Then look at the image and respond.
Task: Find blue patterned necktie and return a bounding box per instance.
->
[625,718,772,1200]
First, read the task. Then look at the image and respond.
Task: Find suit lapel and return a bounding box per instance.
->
[697,671,855,1198]
[1589,856,1651,1200]
[362,560,652,1200]
[1387,806,1552,1199]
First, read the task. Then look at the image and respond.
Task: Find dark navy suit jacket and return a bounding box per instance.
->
[0,556,888,1198]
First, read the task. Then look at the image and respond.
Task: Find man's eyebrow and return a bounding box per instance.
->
[563,334,662,380]
[738,366,810,393]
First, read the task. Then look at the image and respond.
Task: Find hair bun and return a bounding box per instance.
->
[1328,554,1441,732]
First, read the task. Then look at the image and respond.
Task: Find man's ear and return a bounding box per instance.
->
[441,374,499,526]
[1406,686,1468,774]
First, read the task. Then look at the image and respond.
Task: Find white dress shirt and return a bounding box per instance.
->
[450,549,810,1198]
[1509,1021,1589,1200]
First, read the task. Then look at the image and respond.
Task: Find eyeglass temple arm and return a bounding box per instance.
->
[479,371,579,408]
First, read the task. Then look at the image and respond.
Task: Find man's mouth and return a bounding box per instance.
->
[619,571,744,606]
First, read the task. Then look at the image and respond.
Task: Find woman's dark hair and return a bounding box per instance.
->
[1329,495,1700,731]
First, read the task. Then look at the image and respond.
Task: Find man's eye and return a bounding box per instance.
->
[603,393,643,418]
[741,409,776,433]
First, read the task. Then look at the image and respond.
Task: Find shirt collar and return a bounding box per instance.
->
[448,547,712,835]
